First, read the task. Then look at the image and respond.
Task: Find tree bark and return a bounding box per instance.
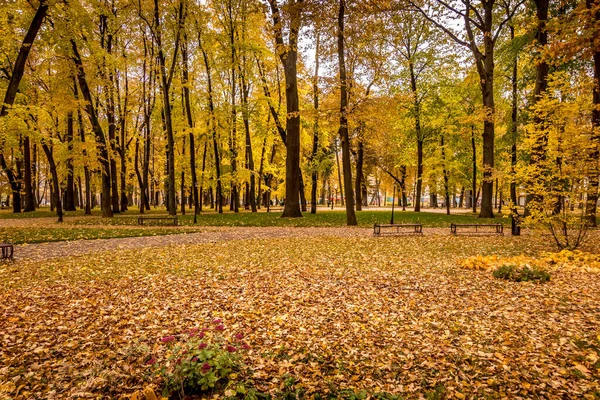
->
[23,136,35,211]
[181,136,186,215]
[0,0,48,214]
[118,72,129,213]
[334,139,343,206]
[64,111,76,211]
[509,22,520,235]
[74,86,92,215]
[99,15,120,214]
[240,59,257,212]
[182,34,199,216]
[71,40,113,217]
[355,135,364,211]
[471,126,477,214]
[41,142,63,222]
[585,0,600,226]
[415,139,423,212]
[267,0,303,218]
[337,0,357,225]
[227,1,239,213]
[524,0,550,218]
[258,136,266,209]
[441,134,450,215]
[199,30,222,213]
[154,0,177,215]
[409,61,424,213]
[310,32,320,214]
[199,141,207,212]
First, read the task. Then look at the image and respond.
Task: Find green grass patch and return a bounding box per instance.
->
[493,264,551,283]
[0,207,174,219]
[0,227,203,244]
[70,209,504,228]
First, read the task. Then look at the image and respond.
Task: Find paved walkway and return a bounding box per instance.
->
[14,226,372,262]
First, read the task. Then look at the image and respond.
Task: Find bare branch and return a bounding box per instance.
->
[493,0,526,44]
[408,1,471,48]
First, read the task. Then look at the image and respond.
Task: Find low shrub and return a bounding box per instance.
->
[493,264,550,283]
[151,320,250,399]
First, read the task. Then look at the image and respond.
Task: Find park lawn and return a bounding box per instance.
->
[0,209,505,244]
[0,207,172,219]
[0,226,205,244]
[70,209,504,228]
[1,235,599,399]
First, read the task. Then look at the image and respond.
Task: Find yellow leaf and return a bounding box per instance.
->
[0,382,16,394]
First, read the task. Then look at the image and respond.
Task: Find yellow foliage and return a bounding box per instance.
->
[125,386,165,400]
[459,255,499,270]
[460,251,600,273]
[541,250,600,272]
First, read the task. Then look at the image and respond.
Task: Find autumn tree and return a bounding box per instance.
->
[266,0,303,218]
[410,0,525,218]
[0,0,48,213]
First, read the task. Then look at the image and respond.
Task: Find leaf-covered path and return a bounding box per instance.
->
[15,227,371,261]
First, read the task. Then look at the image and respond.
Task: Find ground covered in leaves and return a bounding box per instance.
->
[1,231,600,399]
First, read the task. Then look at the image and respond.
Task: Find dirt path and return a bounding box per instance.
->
[14,226,374,262]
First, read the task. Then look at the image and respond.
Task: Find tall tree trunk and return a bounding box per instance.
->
[524,0,550,219]
[355,135,364,211]
[41,142,63,222]
[181,136,186,215]
[258,136,266,209]
[400,165,407,211]
[23,136,35,211]
[299,175,307,211]
[118,72,129,213]
[199,31,222,213]
[100,17,120,214]
[479,78,495,218]
[77,176,84,210]
[509,20,520,234]
[240,59,257,212]
[267,0,303,218]
[585,0,600,226]
[34,143,40,206]
[227,1,239,213]
[415,139,423,212]
[134,139,145,212]
[71,40,113,217]
[410,61,423,213]
[119,142,128,212]
[337,0,357,225]
[75,90,92,215]
[154,0,177,215]
[182,34,199,216]
[0,0,48,214]
[310,32,320,214]
[64,111,76,211]
[441,134,450,215]
[335,138,344,206]
[199,141,207,212]
[471,126,477,214]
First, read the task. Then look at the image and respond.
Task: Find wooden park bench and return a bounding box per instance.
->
[0,243,14,262]
[373,223,423,236]
[267,207,284,213]
[137,216,178,226]
[450,222,503,235]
